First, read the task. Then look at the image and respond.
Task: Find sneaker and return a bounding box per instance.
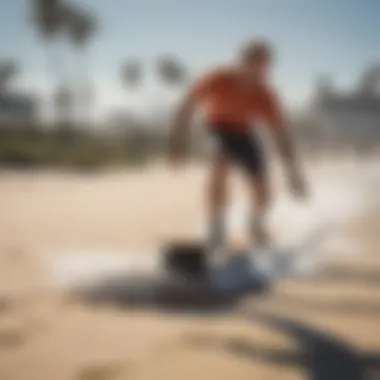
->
[207,218,225,252]
[252,222,272,248]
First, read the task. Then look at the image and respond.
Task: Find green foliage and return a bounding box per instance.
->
[5,116,376,171]
[0,125,166,170]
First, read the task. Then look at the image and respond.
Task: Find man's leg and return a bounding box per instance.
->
[247,172,272,247]
[228,132,272,248]
[207,150,230,251]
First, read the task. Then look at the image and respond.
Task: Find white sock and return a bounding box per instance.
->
[249,212,270,247]
[208,216,225,250]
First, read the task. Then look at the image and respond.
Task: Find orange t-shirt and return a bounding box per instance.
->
[189,67,283,133]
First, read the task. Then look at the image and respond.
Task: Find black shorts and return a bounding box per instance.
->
[210,125,266,177]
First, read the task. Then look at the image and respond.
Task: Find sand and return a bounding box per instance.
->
[0,160,379,380]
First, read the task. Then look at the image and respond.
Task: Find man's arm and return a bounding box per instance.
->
[168,94,197,164]
[168,69,219,165]
[273,128,307,197]
[264,91,307,198]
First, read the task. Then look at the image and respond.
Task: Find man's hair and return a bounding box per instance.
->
[239,39,274,63]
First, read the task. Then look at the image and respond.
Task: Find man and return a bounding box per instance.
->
[169,40,307,252]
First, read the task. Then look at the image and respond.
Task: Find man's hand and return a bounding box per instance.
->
[287,166,308,200]
[168,146,186,168]
[167,92,196,169]
[168,128,188,168]
[271,128,308,200]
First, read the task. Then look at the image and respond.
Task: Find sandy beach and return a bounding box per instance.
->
[0,160,379,380]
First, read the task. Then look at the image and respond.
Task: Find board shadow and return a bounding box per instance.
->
[67,271,271,314]
[185,311,380,380]
[270,294,380,318]
[246,311,380,380]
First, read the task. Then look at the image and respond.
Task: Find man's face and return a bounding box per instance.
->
[241,55,271,82]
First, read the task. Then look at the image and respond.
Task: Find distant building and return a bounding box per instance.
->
[0,91,38,126]
[311,64,380,150]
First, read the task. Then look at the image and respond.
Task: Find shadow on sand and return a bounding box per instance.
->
[57,226,380,379]
[310,266,380,287]
[62,225,333,313]
[62,267,380,379]
[68,271,270,314]
[268,294,380,318]
[185,311,380,380]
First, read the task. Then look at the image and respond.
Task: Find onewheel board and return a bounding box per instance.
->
[161,240,270,295]
[52,243,271,310]
[162,240,208,280]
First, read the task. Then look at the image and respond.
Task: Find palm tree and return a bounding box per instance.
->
[31,0,97,128]
[31,0,67,127]
[61,3,96,128]
[119,58,145,129]
[155,55,188,87]
[53,83,71,131]
[115,55,190,157]
[358,64,380,95]
[120,58,144,134]
[155,56,209,157]
[120,58,144,125]
[32,0,62,36]
[121,59,143,89]
[0,60,19,91]
[154,55,189,129]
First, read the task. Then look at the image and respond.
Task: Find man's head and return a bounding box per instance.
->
[238,39,273,82]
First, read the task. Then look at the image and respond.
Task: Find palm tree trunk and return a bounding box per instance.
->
[44,35,73,129]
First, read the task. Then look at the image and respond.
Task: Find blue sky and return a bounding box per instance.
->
[1,0,380,119]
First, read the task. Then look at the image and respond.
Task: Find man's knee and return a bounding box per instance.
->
[250,175,271,207]
[210,154,230,199]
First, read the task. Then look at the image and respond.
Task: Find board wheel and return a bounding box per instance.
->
[162,240,208,280]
